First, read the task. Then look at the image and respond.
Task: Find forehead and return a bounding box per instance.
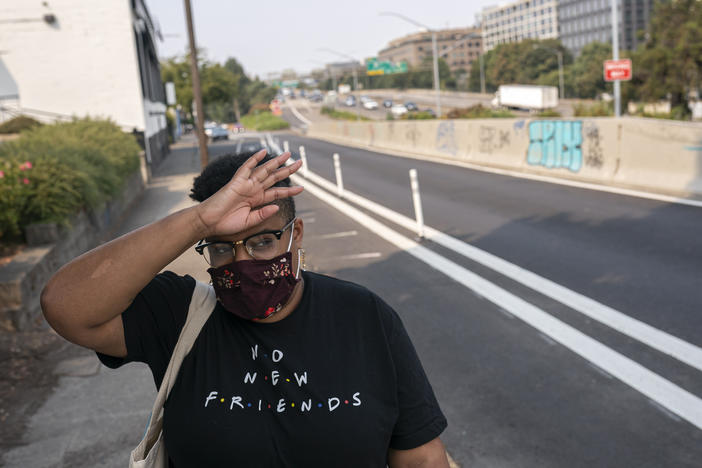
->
[209,213,289,242]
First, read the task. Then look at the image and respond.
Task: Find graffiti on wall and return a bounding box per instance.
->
[584,123,603,169]
[527,120,583,172]
[479,126,511,154]
[436,121,457,155]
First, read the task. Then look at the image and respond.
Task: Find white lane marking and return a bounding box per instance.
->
[317,230,358,239]
[298,168,702,374]
[303,217,316,223]
[336,252,382,260]
[288,103,312,126]
[292,172,702,430]
[236,139,242,153]
[310,135,702,209]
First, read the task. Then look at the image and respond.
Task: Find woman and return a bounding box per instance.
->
[41,149,449,467]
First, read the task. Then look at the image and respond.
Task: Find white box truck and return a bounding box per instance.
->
[491,84,558,111]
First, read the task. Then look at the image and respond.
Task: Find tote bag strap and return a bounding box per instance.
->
[148,280,216,419]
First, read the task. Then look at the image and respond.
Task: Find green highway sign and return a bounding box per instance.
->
[366,58,408,76]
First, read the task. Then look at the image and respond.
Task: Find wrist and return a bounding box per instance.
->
[189,205,212,240]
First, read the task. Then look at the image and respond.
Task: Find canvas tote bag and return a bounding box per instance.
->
[129,280,217,467]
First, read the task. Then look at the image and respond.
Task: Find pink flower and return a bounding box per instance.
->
[0,171,4,178]
[22,178,29,185]
[24,161,32,170]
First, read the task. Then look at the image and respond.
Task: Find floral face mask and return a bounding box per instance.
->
[207,224,301,321]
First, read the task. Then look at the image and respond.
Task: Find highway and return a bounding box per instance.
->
[217,131,702,467]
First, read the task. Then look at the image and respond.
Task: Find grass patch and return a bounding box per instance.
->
[446,104,515,119]
[321,106,371,121]
[240,111,290,131]
[574,102,613,117]
[401,111,436,120]
[535,109,562,117]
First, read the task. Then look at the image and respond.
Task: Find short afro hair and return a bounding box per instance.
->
[190,151,296,222]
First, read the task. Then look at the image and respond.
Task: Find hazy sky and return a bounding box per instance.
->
[144,0,496,78]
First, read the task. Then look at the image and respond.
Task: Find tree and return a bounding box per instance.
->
[633,0,702,116]
[468,39,570,92]
[161,53,277,122]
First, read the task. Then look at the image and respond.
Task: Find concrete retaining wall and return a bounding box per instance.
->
[307,117,702,199]
[0,168,145,331]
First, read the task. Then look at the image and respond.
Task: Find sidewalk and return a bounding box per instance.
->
[1,141,207,467]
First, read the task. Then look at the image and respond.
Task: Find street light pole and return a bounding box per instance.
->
[379,12,442,117]
[318,48,361,121]
[183,0,208,168]
[611,0,621,117]
[479,53,486,94]
[532,45,565,99]
[431,31,441,118]
[557,51,564,100]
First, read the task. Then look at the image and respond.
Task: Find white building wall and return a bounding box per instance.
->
[0,0,145,131]
[481,0,560,52]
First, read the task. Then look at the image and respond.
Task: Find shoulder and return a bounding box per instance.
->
[305,271,377,306]
[304,271,397,327]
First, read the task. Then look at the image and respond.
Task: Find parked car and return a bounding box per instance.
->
[363,99,379,110]
[383,99,393,108]
[404,101,418,111]
[204,125,228,141]
[344,95,356,107]
[390,104,408,117]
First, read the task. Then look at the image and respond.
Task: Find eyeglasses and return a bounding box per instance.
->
[195,218,296,265]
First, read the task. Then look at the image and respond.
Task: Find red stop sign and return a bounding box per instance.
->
[604,59,632,81]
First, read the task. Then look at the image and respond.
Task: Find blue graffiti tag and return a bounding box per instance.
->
[436,121,457,155]
[527,120,583,172]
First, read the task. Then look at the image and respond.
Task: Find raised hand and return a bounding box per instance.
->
[195,149,303,238]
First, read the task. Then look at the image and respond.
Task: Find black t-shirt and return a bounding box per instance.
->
[98,270,447,467]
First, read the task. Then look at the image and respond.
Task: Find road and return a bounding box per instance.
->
[283,88,590,122]
[230,131,702,467]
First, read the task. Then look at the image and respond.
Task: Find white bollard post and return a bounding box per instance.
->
[333,153,344,198]
[283,140,290,154]
[299,145,309,177]
[409,169,425,239]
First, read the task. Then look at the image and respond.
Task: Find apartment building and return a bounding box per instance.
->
[481,0,559,51]
[377,27,483,75]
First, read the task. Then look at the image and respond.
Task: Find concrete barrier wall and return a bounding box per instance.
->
[308,118,702,199]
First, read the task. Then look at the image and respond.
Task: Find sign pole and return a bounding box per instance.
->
[611,0,621,117]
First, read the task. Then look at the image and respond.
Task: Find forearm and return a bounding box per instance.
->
[41,205,207,332]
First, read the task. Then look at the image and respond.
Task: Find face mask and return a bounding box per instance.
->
[207,243,302,321]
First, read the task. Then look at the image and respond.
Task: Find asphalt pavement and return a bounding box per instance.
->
[4,132,701,467]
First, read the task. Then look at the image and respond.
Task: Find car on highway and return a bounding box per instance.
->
[383,99,393,108]
[390,104,408,117]
[362,99,379,110]
[404,101,418,111]
[344,96,356,107]
[204,124,229,141]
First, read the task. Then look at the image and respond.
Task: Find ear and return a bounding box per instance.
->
[293,218,304,247]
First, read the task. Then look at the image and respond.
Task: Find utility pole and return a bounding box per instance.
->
[184,0,208,168]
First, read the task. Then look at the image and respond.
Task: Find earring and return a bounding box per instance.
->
[299,248,307,270]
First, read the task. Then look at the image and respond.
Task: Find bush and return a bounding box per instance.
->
[0,118,141,242]
[573,102,613,117]
[320,106,371,121]
[401,111,436,120]
[240,111,290,131]
[0,116,42,134]
[446,104,515,119]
